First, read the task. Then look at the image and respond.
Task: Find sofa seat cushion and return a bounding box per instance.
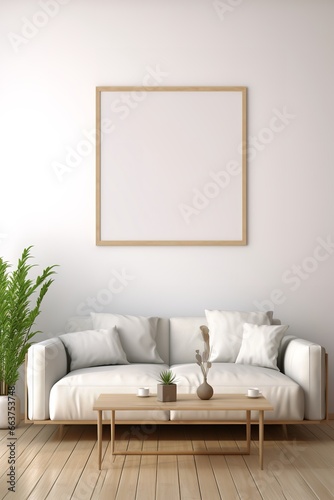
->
[49,364,170,421]
[170,363,304,421]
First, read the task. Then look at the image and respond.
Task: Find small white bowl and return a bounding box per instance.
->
[247,387,260,398]
[137,387,149,397]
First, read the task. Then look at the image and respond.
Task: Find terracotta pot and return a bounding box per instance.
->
[157,384,177,402]
[0,395,21,429]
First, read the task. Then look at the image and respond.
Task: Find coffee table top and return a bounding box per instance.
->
[93,393,273,412]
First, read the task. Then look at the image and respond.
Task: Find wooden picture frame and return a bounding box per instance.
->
[96,86,247,246]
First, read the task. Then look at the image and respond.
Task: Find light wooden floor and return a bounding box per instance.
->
[1,421,334,499]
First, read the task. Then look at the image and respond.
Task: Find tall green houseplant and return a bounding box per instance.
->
[0,246,57,396]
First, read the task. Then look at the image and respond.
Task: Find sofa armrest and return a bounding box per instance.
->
[279,335,327,420]
[26,337,67,420]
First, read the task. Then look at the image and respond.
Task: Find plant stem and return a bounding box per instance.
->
[0,381,8,396]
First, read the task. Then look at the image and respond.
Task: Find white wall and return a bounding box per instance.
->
[1,0,333,412]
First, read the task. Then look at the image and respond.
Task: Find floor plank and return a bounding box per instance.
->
[24,425,85,500]
[156,426,181,500]
[176,426,202,500]
[116,427,142,499]
[136,426,158,500]
[188,426,222,500]
[91,426,128,500]
[2,424,60,499]
[266,427,334,499]
[1,422,334,499]
[202,426,240,499]
[45,426,96,500]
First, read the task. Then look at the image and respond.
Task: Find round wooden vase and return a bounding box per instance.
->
[196,378,214,400]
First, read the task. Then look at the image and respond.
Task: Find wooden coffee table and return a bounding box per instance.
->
[93,393,273,470]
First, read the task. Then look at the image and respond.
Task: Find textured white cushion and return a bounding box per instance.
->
[169,317,207,365]
[59,328,129,371]
[48,362,304,421]
[49,364,170,421]
[91,313,163,363]
[170,362,304,421]
[236,323,289,370]
[205,310,272,362]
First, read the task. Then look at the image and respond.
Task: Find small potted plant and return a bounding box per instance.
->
[157,369,177,402]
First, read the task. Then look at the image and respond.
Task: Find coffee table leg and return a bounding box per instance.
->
[246,410,251,454]
[110,410,115,459]
[259,410,264,470]
[97,410,102,470]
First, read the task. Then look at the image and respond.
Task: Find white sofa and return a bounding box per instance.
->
[25,311,328,424]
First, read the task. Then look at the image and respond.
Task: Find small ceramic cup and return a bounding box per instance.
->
[247,387,259,397]
[137,387,149,397]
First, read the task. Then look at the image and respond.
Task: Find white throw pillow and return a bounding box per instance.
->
[90,313,163,363]
[59,328,129,371]
[205,309,273,362]
[235,323,289,370]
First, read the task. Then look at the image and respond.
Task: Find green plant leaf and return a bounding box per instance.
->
[157,369,177,385]
[0,247,57,394]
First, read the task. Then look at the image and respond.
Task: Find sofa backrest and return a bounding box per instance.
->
[156,317,170,364]
[169,317,207,365]
[64,315,171,365]
[169,313,282,366]
[64,313,282,367]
